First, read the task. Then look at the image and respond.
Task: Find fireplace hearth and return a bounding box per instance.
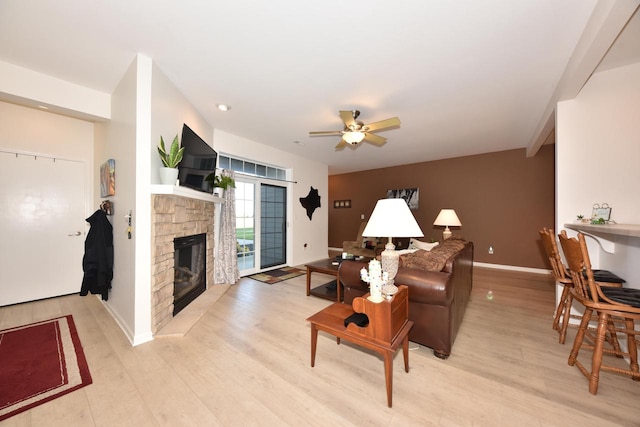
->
[173,233,206,315]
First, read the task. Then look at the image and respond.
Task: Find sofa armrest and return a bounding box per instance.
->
[394,269,453,306]
[339,260,369,290]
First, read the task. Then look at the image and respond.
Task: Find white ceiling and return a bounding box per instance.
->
[0,1,637,174]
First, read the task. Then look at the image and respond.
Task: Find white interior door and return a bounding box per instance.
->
[0,152,86,306]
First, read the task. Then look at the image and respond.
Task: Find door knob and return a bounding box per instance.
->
[68,231,82,236]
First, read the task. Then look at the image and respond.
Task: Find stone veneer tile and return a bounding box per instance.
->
[151,194,215,334]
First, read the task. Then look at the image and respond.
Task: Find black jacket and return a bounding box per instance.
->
[80,210,113,300]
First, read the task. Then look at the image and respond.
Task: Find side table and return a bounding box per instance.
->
[306,285,413,407]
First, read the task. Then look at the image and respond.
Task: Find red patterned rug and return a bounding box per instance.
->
[0,315,92,421]
[248,266,306,284]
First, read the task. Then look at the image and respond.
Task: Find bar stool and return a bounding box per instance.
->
[558,231,640,394]
[539,228,625,344]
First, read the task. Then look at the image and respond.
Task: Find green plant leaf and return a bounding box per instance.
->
[158,134,184,168]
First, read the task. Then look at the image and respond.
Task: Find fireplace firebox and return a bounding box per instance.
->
[173,233,206,315]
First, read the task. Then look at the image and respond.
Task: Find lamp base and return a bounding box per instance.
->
[381,238,399,288]
[442,227,452,240]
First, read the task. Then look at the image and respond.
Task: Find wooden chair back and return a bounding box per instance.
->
[557,231,597,303]
[539,228,570,283]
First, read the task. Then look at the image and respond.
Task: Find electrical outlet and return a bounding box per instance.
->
[488,246,494,255]
[361,214,365,220]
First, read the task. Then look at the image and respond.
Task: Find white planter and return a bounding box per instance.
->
[212,187,225,198]
[159,167,179,185]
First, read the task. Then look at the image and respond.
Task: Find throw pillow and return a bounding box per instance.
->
[408,238,439,251]
[395,248,419,256]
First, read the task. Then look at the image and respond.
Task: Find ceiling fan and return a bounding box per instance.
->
[309,110,401,151]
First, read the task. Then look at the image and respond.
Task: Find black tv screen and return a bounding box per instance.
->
[178,124,217,193]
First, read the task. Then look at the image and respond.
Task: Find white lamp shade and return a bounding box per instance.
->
[433,209,462,227]
[362,198,424,238]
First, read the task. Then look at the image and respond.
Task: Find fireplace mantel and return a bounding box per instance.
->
[151,184,224,203]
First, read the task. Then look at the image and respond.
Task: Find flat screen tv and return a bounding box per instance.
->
[178,124,217,193]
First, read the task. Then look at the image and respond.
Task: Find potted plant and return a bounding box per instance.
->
[157,134,184,185]
[206,172,235,197]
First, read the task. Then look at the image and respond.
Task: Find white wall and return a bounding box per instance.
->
[0,101,94,165]
[557,62,640,288]
[94,57,142,343]
[150,63,213,184]
[213,129,328,266]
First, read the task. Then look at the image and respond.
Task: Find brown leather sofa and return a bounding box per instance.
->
[339,240,473,359]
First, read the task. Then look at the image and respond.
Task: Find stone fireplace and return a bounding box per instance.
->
[151,194,215,334]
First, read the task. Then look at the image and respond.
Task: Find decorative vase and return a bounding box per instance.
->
[159,167,179,185]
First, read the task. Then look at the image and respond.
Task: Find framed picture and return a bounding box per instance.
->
[387,188,419,210]
[333,199,351,209]
[100,159,115,197]
[592,203,611,221]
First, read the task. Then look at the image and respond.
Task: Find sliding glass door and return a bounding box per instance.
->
[235,181,255,273]
[235,179,287,275]
[260,184,287,269]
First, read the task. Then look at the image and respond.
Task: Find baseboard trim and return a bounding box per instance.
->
[474,262,550,275]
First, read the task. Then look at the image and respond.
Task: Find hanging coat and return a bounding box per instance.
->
[80,209,113,301]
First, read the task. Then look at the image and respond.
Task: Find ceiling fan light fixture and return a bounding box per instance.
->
[343,131,366,144]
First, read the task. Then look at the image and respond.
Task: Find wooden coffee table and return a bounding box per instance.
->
[305,259,341,302]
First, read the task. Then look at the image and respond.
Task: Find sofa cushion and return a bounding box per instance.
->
[400,238,467,272]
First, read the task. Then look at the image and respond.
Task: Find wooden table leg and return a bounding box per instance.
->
[403,335,410,373]
[306,266,311,296]
[310,324,318,367]
[383,351,393,408]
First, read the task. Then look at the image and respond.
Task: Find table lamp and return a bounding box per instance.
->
[433,209,461,240]
[362,198,424,293]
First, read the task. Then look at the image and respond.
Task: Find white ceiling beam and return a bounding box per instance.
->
[526,0,639,157]
[0,60,111,121]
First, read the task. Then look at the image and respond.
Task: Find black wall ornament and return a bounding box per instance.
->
[299,186,321,220]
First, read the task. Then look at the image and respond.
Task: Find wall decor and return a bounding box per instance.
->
[100,159,115,197]
[591,203,612,222]
[334,199,351,208]
[387,187,418,210]
[299,186,321,220]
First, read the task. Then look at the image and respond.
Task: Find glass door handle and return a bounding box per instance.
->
[68,231,82,236]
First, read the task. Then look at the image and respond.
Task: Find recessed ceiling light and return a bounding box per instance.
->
[217,104,231,112]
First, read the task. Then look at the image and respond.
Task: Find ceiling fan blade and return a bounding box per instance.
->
[364,117,401,132]
[363,132,387,147]
[339,110,357,128]
[309,130,343,136]
[335,139,347,151]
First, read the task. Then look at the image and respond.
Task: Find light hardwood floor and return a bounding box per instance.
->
[1,266,639,426]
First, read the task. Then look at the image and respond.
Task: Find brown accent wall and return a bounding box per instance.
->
[329,146,555,269]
